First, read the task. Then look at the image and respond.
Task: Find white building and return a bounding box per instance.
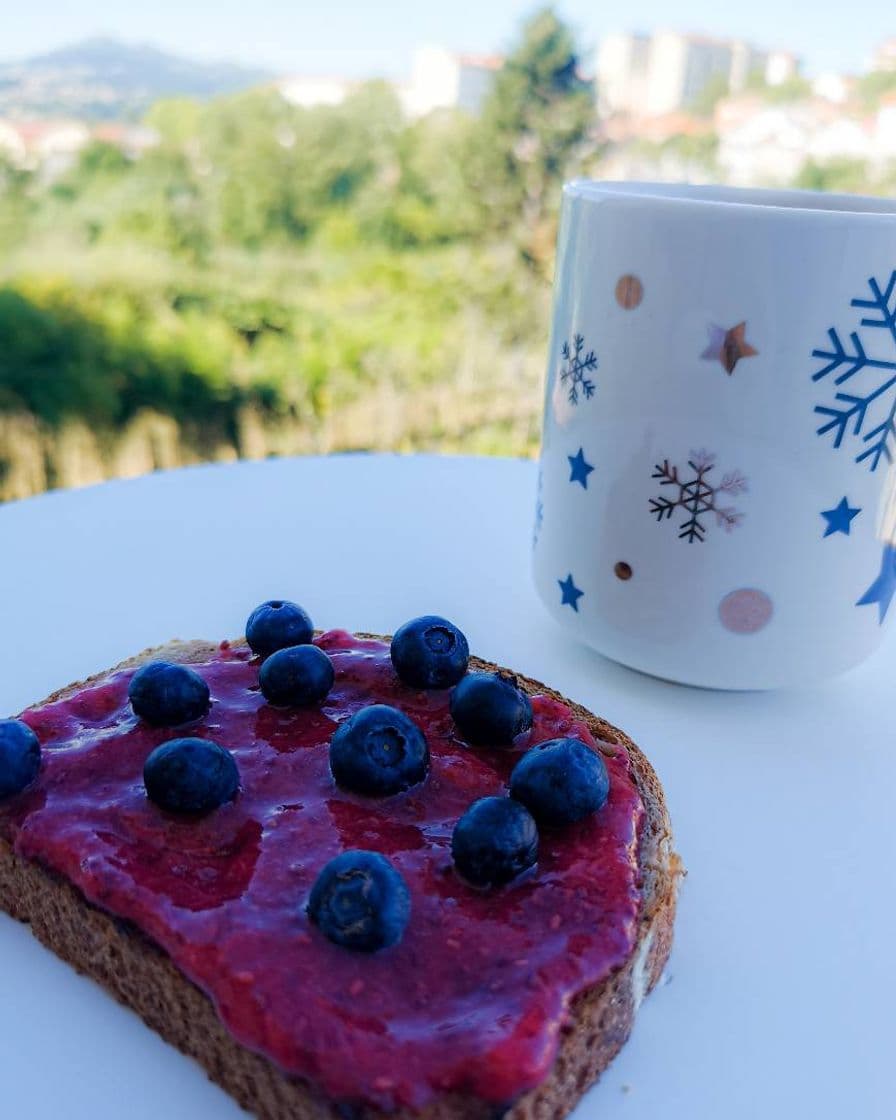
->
[645,31,737,115]
[596,30,801,117]
[0,119,159,176]
[0,119,90,176]
[728,40,769,96]
[402,46,502,118]
[765,50,800,86]
[277,77,358,109]
[0,120,26,165]
[811,73,851,104]
[595,32,651,116]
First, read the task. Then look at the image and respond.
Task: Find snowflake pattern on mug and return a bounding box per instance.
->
[649,449,748,543]
[813,271,896,472]
[558,334,598,405]
[532,466,544,549]
[856,544,896,623]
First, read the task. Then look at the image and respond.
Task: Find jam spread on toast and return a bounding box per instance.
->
[3,632,644,1109]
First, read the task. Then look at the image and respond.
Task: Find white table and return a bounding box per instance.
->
[1,455,893,1119]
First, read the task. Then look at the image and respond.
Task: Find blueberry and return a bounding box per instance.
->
[259,644,334,707]
[329,704,429,796]
[451,796,538,887]
[510,737,610,826]
[390,615,469,689]
[0,720,41,799]
[143,737,239,815]
[307,850,410,952]
[246,600,314,659]
[449,672,533,746]
[128,661,210,727]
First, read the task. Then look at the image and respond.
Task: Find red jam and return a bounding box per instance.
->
[2,632,644,1110]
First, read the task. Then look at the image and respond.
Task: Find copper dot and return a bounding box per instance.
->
[615,274,643,309]
[614,561,633,581]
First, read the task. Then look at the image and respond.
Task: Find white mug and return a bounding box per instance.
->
[532,181,896,689]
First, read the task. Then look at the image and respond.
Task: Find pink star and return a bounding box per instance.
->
[701,322,758,374]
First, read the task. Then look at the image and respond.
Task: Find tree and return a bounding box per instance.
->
[762,75,812,104]
[146,97,203,145]
[855,70,896,111]
[198,83,403,247]
[469,6,595,268]
[74,140,131,178]
[745,69,811,104]
[0,156,34,251]
[51,141,131,207]
[355,110,479,247]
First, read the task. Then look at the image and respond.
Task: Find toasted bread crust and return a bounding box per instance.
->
[0,638,681,1120]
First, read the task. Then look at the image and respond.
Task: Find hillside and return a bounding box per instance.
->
[0,37,270,119]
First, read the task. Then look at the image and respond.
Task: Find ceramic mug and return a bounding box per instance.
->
[532,181,896,689]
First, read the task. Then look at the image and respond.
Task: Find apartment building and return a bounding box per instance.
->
[597,30,799,117]
[401,47,502,118]
[594,32,652,118]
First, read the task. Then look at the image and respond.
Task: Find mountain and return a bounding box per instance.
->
[0,37,272,120]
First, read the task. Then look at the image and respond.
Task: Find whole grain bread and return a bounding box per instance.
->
[0,638,681,1120]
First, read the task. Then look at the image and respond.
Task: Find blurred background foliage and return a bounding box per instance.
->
[1,5,893,500]
[0,8,587,498]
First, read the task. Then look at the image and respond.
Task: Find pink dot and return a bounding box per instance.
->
[718,588,773,634]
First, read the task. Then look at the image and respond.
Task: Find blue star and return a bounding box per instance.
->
[821,497,861,537]
[857,544,896,623]
[558,573,584,612]
[567,448,594,489]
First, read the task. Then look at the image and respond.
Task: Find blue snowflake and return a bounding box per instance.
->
[559,334,597,405]
[813,271,896,471]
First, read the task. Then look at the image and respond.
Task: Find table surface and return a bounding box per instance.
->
[0,454,894,1119]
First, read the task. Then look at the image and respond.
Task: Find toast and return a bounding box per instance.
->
[0,634,680,1120]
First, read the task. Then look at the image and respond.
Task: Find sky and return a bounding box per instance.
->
[1,0,893,78]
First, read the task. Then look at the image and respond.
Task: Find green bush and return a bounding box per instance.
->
[0,280,254,428]
[0,6,591,478]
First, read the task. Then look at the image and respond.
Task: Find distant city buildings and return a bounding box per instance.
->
[596,30,799,116]
[0,119,90,176]
[592,29,896,190]
[5,30,896,194]
[0,118,157,176]
[714,94,896,186]
[276,48,503,118]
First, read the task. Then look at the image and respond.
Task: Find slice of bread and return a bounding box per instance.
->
[0,638,680,1120]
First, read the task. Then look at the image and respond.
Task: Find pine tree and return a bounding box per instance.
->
[470,7,594,268]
